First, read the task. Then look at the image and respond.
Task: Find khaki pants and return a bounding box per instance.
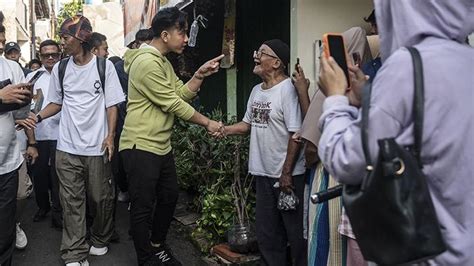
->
[16,161,32,200]
[56,150,115,264]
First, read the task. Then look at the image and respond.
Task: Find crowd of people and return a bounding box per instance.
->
[0,1,473,266]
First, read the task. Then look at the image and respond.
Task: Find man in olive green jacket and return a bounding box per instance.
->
[119,7,223,266]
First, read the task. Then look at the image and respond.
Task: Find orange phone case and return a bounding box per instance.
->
[322,33,351,87]
[322,33,348,58]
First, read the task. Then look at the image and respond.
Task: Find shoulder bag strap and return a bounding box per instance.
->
[406,47,424,167]
[361,82,373,169]
[361,48,424,168]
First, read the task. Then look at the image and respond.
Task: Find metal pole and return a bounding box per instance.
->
[30,0,36,59]
[51,0,56,38]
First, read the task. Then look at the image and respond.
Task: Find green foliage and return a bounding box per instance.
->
[55,0,83,40]
[172,108,255,250]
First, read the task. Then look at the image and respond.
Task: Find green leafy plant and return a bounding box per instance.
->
[172,108,255,250]
[55,0,83,40]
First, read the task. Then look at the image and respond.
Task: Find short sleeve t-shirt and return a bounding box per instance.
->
[27,67,60,141]
[48,56,125,156]
[0,57,26,174]
[243,78,305,178]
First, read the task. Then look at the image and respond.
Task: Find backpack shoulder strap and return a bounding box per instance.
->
[96,56,106,93]
[58,57,69,98]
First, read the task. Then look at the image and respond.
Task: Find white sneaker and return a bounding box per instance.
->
[117,191,130,202]
[89,245,108,256]
[15,223,27,249]
[65,259,89,266]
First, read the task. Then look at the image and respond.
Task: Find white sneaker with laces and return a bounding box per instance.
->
[15,223,27,249]
[117,191,130,202]
[89,245,108,256]
[65,259,89,266]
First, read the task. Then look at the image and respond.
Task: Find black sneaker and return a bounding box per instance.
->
[144,244,182,266]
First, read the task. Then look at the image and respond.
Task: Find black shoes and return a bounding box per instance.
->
[143,244,182,266]
[33,208,50,222]
[110,230,120,243]
[51,217,63,231]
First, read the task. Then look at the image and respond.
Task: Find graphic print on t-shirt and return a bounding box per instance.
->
[94,80,101,94]
[251,100,271,128]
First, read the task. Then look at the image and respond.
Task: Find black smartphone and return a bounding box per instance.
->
[0,78,12,89]
[27,71,45,86]
[324,34,350,87]
[295,58,300,73]
[352,52,361,66]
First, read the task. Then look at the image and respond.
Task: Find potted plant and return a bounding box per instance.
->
[227,139,257,253]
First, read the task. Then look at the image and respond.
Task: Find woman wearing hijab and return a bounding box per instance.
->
[318,0,473,265]
[293,27,372,266]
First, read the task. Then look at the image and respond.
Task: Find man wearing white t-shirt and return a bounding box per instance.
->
[25,39,63,227]
[0,15,34,266]
[221,40,307,266]
[30,16,125,266]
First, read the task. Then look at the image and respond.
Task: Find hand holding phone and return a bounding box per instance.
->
[322,33,351,87]
[291,58,310,95]
[0,83,33,113]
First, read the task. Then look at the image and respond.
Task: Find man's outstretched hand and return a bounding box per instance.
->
[194,54,225,79]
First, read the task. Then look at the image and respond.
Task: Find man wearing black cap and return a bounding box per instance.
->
[219,39,307,266]
[29,15,125,266]
[4,42,31,76]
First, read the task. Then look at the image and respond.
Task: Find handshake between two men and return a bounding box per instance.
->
[206,120,251,139]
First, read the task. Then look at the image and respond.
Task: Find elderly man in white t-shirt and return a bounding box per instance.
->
[30,16,125,266]
[220,40,307,266]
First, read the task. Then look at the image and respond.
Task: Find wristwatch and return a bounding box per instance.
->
[36,114,43,123]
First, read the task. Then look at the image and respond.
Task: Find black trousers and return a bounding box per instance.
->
[0,169,19,266]
[112,134,128,193]
[121,148,178,265]
[255,175,307,266]
[33,140,62,222]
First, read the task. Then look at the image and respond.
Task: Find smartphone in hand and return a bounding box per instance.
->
[103,149,109,164]
[295,58,300,73]
[27,71,45,86]
[322,33,351,87]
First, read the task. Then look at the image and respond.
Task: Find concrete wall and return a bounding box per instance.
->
[84,2,127,57]
[291,0,374,93]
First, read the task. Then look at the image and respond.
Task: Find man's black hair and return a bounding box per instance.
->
[135,29,154,42]
[90,32,107,49]
[39,39,60,53]
[151,7,187,38]
[0,11,5,33]
[364,9,376,25]
[28,58,42,68]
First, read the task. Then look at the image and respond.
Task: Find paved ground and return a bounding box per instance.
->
[12,196,203,266]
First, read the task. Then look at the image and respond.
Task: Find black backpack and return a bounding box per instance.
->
[58,56,106,97]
